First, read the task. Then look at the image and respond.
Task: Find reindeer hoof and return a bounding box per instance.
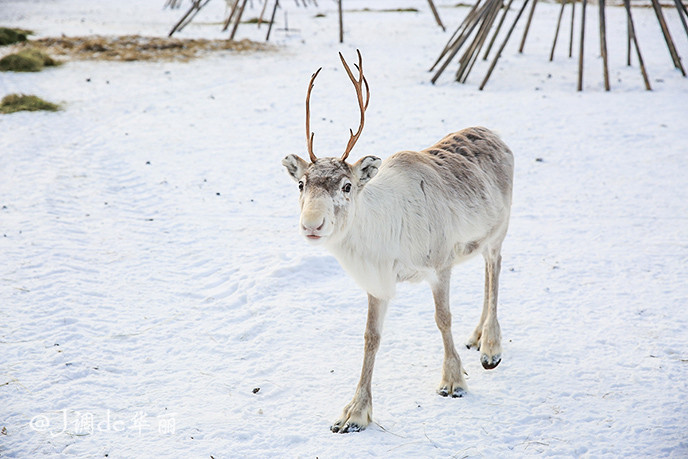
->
[331,422,363,434]
[481,353,501,369]
[466,340,481,351]
[451,387,466,398]
[438,385,466,398]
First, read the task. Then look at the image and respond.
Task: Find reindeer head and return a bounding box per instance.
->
[283,50,381,244]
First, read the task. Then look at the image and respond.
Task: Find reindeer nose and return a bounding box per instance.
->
[302,219,325,232]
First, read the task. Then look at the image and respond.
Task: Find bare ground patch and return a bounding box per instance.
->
[8,35,272,62]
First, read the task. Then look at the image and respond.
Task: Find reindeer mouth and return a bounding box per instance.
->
[305,233,324,241]
[301,217,327,241]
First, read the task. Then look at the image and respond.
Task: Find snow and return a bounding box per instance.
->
[1,0,687,457]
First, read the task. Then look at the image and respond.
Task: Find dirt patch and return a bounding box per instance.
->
[9,35,272,62]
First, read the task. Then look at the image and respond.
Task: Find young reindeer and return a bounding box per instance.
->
[282,50,514,434]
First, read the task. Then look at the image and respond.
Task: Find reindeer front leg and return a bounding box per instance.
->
[331,294,388,433]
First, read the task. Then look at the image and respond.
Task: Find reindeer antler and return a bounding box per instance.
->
[339,49,370,161]
[305,67,322,163]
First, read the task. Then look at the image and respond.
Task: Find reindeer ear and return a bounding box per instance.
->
[282,154,309,181]
[352,155,381,186]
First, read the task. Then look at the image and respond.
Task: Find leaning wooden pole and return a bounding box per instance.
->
[266,0,279,41]
[624,0,652,90]
[519,0,538,53]
[230,0,249,40]
[459,0,501,82]
[432,0,494,83]
[598,0,610,90]
[568,0,575,58]
[480,0,531,90]
[673,0,688,41]
[428,0,446,31]
[483,0,516,60]
[550,0,567,61]
[169,0,201,36]
[258,0,270,28]
[431,0,484,71]
[222,0,241,31]
[456,0,499,81]
[627,13,632,66]
[177,0,212,33]
[577,0,587,91]
[650,0,686,75]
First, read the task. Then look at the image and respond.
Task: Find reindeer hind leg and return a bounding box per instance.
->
[432,268,468,398]
[477,242,503,370]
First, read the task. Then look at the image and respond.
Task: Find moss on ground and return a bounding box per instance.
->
[0,48,60,72]
[0,27,32,46]
[241,17,273,24]
[358,7,419,12]
[0,94,60,114]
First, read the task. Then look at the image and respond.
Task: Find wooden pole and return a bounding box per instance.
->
[627,12,632,66]
[483,0,516,60]
[169,0,201,37]
[230,0,249,40]
[223,0,241,31]
[258,0,270,28]
[577,0,586,91]
[650,0,686,75]
[458,0,501,82]
[568,0,575,58]
[428,0,446,31]
[266,0,279,41]
[624,0,652,90]
[178,0,212,33]
[550,0,567,61]
[339,0,344,43]
[518,0,538,53]
[598,0,610,90]
[431,0,484,71]
[673,0,688,41]
[480,0,531,90]
[432,0,494,84]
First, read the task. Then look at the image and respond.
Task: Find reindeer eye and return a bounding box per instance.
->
[298,181,304,191]
[342,183,352,193]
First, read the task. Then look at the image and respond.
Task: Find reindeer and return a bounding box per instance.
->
[282,50,514,434]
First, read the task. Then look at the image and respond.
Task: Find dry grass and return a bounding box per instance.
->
[0,94,60,114]
[8,35,272,62]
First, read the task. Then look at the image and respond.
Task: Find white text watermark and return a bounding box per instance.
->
[30,409,176,437]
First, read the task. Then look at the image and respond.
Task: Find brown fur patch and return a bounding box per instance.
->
[305,158,352,193]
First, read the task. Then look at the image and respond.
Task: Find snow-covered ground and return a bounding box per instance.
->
[1,0,687,457]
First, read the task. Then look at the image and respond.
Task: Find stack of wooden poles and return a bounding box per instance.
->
[167,0,446,43]
[168,0,318,41]
[431,0,688,90]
